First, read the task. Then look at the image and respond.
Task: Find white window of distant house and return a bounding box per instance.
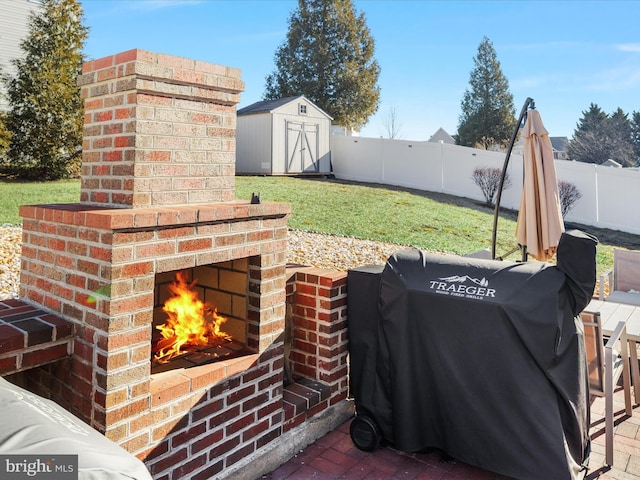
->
[299,104,307,115]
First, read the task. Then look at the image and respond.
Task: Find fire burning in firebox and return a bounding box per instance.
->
[153,271,231,364]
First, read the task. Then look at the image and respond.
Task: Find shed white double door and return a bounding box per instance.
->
[285,120,319,173]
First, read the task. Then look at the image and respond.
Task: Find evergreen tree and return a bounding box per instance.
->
[264,0,380,130]
[574,103,607,135]
[0,65,12,161]
[567,105,637,166]
[608,108,635,165]
[0,111,9,159]
[457,36,516,149]
[566,105,610,165]
[2,0,87,180]
[631,111,640,165]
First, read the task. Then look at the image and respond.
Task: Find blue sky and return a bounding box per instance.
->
[80,0,640,141]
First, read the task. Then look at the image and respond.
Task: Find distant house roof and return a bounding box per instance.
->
[602,158,623,168]
[237,95,332,120]
[550,137,569,153]
[428,127,456,144]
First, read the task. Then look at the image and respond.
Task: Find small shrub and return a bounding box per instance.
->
[472,166,511,207]
[558,180,582,217]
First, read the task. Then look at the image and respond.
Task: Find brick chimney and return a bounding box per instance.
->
[78,48,243,208]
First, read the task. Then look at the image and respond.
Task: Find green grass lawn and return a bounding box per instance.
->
[0,179,81,225]
[2,175,638,275]
[236,176,517,257]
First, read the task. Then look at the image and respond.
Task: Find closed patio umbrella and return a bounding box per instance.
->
[515,108,565,261]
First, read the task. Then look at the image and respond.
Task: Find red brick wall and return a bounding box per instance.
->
[143,351,280,479]
[286,267,349,397]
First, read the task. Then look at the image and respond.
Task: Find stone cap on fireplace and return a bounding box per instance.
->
[79,49,244,106]
[19,200,290,230]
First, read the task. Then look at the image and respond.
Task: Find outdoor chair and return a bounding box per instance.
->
[599,249,640,305]
[581,311,633,466]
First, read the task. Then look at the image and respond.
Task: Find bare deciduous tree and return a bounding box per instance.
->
[382,105,402,139]
[558,180,583,217]
[472,166,511,207]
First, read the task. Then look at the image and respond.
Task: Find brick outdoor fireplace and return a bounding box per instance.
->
[4,49,351,479]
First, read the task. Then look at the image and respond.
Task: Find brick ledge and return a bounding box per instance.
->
[0,298,74,376]
[283,378,332,428]
[19,201,291,230]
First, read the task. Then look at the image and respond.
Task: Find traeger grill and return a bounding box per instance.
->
[347,230,597,480]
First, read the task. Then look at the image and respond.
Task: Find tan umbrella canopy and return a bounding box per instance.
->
[515,108,565,261]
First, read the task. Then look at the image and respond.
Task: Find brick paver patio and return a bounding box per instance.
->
[263,384,640,479]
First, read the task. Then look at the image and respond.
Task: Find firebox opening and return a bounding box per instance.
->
[151,258,253,374]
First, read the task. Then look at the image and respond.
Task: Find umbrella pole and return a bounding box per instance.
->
[491,97,535,260]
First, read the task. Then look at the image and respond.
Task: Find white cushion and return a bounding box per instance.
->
[0,377,152,480]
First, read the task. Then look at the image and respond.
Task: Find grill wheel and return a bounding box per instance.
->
[350,414,382,452]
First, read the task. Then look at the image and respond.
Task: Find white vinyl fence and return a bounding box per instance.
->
[330,135,640,236]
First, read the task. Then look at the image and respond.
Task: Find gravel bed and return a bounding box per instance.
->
[287,229,415,270]
[0,225,22,300]
[0,226,414,300]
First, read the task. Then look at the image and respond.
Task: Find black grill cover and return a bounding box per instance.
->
[347,230,596,480]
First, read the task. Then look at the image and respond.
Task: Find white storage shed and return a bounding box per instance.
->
[236,95,332,175]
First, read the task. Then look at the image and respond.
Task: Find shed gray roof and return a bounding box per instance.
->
[237,96,304,115]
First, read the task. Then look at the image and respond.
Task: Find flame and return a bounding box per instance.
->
[154,271,230,363]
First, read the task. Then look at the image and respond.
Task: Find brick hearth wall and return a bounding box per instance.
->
[10,259,350,479]
[140,267,349,479]
[286,269,348,386]
[18,202,289,432]
[282,267,349,432]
